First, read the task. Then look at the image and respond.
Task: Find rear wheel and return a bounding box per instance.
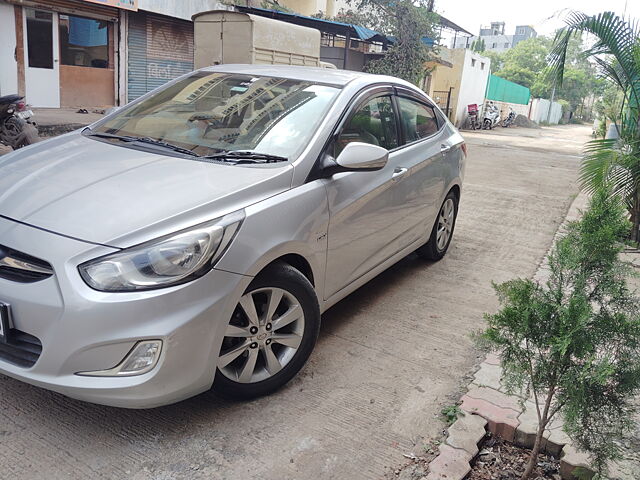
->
[0,118,40,149]
[19,123,40,147]
[416,191,459,261]
[213,263,320,399]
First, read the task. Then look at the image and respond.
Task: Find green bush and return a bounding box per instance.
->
[478,189,640,479]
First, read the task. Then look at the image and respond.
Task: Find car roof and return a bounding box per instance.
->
[200,64,419,90]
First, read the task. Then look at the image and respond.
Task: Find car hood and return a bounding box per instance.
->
[0,133,294,247]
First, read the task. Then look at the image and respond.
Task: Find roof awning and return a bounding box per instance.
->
[438,14,473,36]
[235,6,392,43]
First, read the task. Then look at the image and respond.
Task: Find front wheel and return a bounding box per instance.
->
[213,263,320,399]
[483,119,491,130]
[416,191,459,261]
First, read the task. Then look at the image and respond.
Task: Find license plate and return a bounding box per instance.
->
[0,303,11,342]
[17,110,33,120]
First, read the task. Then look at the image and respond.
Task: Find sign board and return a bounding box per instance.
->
[83,0,138,11]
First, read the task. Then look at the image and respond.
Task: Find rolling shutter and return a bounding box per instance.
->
[127,11,194,102]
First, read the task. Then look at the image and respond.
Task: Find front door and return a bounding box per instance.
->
[23,8,60,108]
[324,92,424,299]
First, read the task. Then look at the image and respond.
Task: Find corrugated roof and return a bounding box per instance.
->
[235,6,391,43]
[236,6,472,44]
[438,15,473,36]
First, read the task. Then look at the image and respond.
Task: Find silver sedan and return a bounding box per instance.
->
[0,65,465,407]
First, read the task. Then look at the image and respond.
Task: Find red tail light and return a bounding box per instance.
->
[461,142,467,157]
[16,101,26,112]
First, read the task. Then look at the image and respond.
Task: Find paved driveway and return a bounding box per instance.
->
[0,125,589,480]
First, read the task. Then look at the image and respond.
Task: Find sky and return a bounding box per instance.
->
[437,0,640,43]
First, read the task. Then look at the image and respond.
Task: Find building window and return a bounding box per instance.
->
[492,42,497,48]
[471,58,476,67]
[59,14,111,68]
[504,42,510,48]
[26,9,54,69]
[481,62,485,70]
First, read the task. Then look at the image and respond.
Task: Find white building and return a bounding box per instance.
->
[451,22,537,53]
[423,47,491,127]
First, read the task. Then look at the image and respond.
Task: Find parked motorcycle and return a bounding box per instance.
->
[466,103,481,130]
[0,94,40,149]
[501,108,516,127]
[482,102,500,130]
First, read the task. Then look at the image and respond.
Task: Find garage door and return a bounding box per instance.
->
[127,11,194,101]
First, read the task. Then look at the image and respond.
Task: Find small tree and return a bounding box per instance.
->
[345,0,439,85]
[478,190,640,480]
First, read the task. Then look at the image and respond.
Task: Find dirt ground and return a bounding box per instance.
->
[0,125,588,480]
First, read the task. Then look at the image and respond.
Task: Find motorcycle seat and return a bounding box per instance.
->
[0,94,23,105]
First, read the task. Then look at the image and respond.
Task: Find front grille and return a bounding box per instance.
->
[0,244,53,283]
[0,329,42,368]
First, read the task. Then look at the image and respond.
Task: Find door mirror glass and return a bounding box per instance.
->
[334,142,388,172]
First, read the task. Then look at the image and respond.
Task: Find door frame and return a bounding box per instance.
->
[23,7,60,108]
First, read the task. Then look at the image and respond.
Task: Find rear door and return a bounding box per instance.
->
[392,89,450,238]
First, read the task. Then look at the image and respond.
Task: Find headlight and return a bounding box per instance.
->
[79,211,244,292]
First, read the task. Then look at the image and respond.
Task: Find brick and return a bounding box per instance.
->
[472,362,502,391]
[425,444,472,480]
[515,401,539,449]
[515,401,569,456]
[466,386,524,412]
[560,445,594,479]
[445,413,487,456]
[485,353,500,366]
[460,395,520,442]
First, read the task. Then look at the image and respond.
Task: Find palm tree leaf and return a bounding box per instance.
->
[549,11,640,110]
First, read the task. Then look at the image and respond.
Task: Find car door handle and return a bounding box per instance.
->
[392,167,408,180]
[441,144,451,154]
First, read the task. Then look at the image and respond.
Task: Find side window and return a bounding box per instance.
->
[397,97,440,143]
[334,95,398,156]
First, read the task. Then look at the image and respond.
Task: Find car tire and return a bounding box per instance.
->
[213,262,320,399]
[416,191,459,261]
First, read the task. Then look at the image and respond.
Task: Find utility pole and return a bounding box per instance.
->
[546,84,556,123]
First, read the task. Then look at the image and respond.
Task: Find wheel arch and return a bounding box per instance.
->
[449,184,461,201]
[259,253,315,287]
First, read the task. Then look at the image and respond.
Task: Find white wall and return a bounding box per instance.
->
[0,1,18,96]
[137,0,231,20]
[454,50,491,127]
[484,100,530,122]
[530,98,563,124]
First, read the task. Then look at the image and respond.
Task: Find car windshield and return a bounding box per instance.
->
[92,72,341,160]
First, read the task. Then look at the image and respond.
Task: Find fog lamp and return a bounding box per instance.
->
[77,340,162,377]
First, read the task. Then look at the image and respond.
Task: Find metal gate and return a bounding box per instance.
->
[127,11,194,102]
[432,88,453,120]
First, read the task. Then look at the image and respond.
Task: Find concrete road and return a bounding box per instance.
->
[0,125,589,480]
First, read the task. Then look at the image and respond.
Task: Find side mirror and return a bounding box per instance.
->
[334,142,389,172]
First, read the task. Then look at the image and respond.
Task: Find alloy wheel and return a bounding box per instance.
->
[218,287,305,384]
[436,198,455,251]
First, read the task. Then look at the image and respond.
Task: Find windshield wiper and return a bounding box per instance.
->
[200,151,288,164]
[83,131,200,157]
[83,130,287,164]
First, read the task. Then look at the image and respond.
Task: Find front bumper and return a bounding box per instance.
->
[0,216,250,408]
